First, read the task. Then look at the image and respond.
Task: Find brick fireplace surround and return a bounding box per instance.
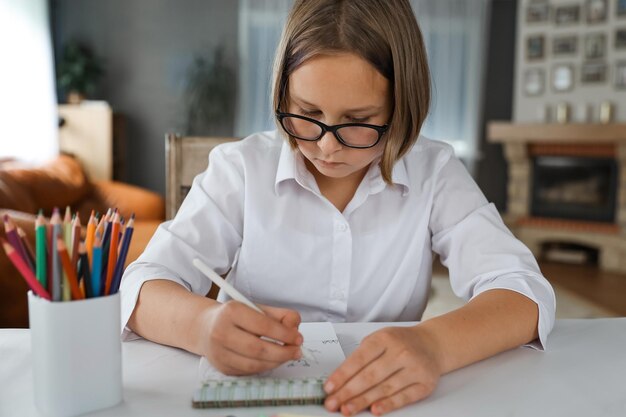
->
[488,122,626,274]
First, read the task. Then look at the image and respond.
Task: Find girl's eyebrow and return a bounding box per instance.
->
[291,96,383,113]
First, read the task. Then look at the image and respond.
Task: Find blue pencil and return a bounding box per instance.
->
[110,215,134,294]
[92,234,103,297]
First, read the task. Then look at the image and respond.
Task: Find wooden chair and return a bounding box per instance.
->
[165,133,239,220]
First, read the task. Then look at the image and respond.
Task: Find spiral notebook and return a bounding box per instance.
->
[192,322,346,408]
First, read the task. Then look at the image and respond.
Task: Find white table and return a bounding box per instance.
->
[1,319,626,417]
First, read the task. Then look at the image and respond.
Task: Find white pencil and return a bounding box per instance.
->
[192,258,311,361]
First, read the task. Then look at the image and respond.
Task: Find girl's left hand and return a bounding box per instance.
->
[323,325,443,416]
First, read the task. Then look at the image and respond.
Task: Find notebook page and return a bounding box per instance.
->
[198,322,345,382]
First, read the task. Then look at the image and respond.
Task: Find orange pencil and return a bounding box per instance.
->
[2,238,51,300]
[85,210,96,266]
[104,211,120,295]
[56,238,84,300]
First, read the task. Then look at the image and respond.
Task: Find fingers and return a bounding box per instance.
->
[228,301,303,346]
[261,304,302,329]
[324,337,386,396]
[369,382,434,416]
[220,324,302,363]
[334,369,434,416]
[210,344,289,375]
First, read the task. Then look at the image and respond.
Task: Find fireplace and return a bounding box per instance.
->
[487,122,626,273]
[531,156,618,223]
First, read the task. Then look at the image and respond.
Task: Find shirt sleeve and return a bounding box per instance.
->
[119,145,245,340]
[429,152,556,350]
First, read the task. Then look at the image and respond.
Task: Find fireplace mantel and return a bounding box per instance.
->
[488,122,626,144]
[487,121,626,274]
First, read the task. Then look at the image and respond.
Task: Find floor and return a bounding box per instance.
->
[424,259,625,320]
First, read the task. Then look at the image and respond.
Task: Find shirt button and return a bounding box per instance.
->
[332,290,345,299]
[336,223,347,232]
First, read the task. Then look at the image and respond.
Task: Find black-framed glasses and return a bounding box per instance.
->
[275,110,389,149]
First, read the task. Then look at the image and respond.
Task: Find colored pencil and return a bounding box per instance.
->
[2,238,51,300]
[70,213,81,269]
[92,232,103,296]
[77,242,92,298]
[110,214,134,294]
[56,238,84,300]
[3,214,32,271]
[85,210,96,267]
[17,226,36,268]
[35,212,47,288]
[50,208,63,301]
[62,206,72,301]
[105,212,120,295]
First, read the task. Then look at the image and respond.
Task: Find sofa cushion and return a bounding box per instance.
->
[0,154,92,215]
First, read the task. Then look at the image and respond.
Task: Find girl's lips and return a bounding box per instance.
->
[316,159,344,168]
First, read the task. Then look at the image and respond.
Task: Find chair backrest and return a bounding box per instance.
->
[165,133,239,219]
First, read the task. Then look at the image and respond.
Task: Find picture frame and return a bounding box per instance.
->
[526,1,551,24]
[552,64,575,92]
[586,0,608,23]
[553,35,578,56]
[616,61,626,89]
[616,29,626,49]
[526,35,545,61]
[555,4,581,25]
[584,33,606,59]
[523,68,545,96]
[618,0,626,17]
[581,61,608,83]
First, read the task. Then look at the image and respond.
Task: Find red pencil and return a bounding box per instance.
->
[56,238,85,300]
[104,211,120,295]
[2,238,51,300]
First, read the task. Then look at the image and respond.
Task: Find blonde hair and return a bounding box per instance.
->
[272,0,431,183]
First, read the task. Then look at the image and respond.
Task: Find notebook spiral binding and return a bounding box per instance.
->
[192,377,327,408]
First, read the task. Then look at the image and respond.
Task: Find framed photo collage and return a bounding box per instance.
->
[523,0,626,98]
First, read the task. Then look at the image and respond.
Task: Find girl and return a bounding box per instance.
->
[121,0,555,415]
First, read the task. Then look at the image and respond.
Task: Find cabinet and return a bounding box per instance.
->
[58,102,126,181]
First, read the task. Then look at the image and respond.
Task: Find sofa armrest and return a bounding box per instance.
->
[76,181,165,222]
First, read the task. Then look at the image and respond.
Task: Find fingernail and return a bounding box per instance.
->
[345,403,355,415]
[325,398,337,410]
[294,349,302,360]
[296,334,303,345]
[324,381,334,393]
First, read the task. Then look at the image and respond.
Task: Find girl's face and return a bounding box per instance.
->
[287,53,392,183]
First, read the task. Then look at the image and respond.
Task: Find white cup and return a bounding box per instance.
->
[28,291,123,417]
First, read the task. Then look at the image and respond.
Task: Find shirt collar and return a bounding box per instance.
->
[275,141,410,196]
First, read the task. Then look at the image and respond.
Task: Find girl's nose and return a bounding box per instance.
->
[317,131,343,155]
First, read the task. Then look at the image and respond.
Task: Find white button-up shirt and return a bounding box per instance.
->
[120,130,555,348]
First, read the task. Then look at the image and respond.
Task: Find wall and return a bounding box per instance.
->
[51,0,239,194]
[514,0,626,123]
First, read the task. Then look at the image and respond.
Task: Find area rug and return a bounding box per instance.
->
[422,275,619,320]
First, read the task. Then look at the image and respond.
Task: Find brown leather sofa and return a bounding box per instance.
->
[0,154,165,327]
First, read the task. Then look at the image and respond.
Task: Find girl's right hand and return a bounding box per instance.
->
[196,300,304,375]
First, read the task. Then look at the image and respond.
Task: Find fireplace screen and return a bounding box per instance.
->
[531,156,618,223]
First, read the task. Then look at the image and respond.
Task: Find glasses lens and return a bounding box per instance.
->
[336,126,380,147]
[282,116,322,140]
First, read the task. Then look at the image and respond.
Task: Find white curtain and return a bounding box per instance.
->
[235,0,292,137]
[237,0,491,172]
[411,0,491,171]
[0,0,58,163]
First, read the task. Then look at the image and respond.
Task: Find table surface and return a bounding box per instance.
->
[1,319,626,417]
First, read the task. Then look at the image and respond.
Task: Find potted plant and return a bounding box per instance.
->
[57,41,103,104]
[183,46,236,135]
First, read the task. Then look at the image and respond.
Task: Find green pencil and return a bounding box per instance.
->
[35,210,47,288]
